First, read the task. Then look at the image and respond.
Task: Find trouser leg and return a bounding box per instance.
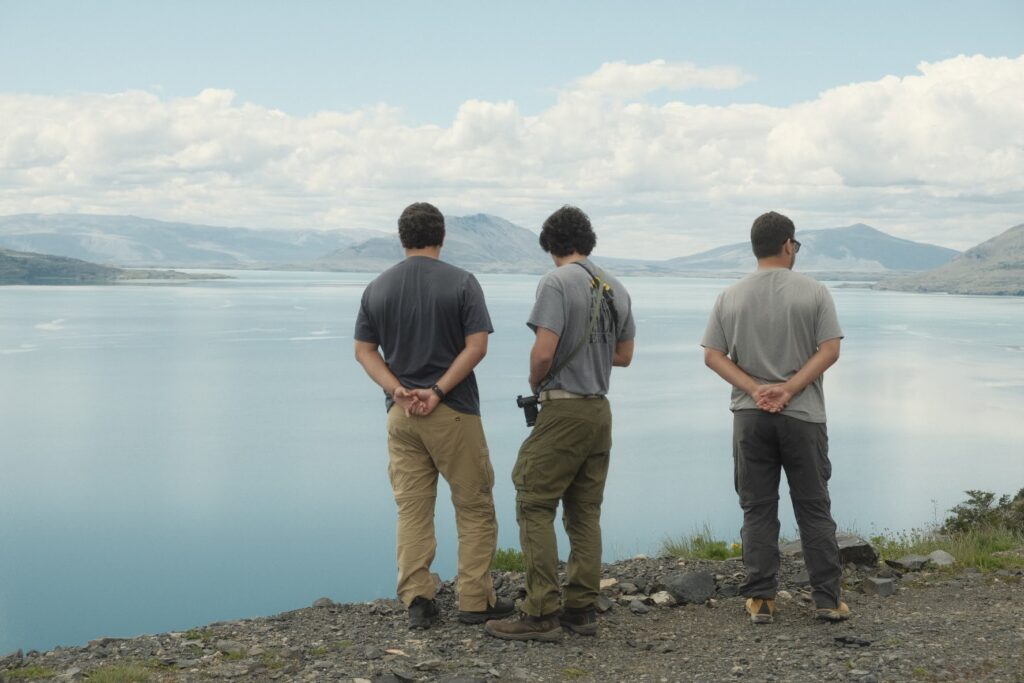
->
[516,496,561,616]
[781,416,842,608]
[387,407,439,607]
[423,405,498,612]
[734,411,783,599]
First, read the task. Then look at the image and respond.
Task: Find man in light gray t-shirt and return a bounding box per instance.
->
[702,211,850,625]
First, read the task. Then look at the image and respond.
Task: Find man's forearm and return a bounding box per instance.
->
[432,331,489,395]
[354,342,402,395]
[781,338,841,395]
[704,348,760,396]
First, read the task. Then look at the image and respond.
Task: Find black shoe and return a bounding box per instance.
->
[457,597,516,624]
[408,596,439,630]
[559,605,598,636]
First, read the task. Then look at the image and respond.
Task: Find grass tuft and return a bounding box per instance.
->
[661,523,742,560]
[871,524,1024,570]
[491,547,527,572]
[5,666,56,680]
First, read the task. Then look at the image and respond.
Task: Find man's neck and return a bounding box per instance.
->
[756,256,792,271]
[405,246,442,260]
[552,252,587,268]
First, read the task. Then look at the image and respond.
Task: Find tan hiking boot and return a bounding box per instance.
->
[815,601,851,621]
[745,597,775,624]
[484,612,562,642]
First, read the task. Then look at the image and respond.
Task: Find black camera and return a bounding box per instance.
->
[516,394,539,427]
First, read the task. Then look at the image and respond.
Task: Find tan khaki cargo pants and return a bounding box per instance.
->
[386,403,498,611]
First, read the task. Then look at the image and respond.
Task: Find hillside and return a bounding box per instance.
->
[0,248,218,285]
[874,224,1024,295]
[664,224,958,275]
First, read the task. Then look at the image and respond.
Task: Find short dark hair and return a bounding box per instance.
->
[539,205,597,257]
[398,202,445,249]
[750,211,795,259]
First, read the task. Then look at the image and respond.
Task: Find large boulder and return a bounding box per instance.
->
[663,571,716,605]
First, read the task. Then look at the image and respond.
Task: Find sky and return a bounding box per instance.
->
[1,0,1022,258]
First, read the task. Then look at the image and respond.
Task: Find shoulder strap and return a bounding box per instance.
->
[537,262,605,392]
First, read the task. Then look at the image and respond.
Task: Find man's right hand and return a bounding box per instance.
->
[753,384,793,413]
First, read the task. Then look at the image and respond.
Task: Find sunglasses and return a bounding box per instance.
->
[790,237,801,253]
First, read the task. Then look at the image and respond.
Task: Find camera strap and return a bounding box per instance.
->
[538,261,612,392]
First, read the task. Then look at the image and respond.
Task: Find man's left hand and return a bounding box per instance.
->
[409,388,442,416]
[753,384,792,413]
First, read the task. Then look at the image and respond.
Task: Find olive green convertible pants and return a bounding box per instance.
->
[387,403,499,612]
[512,398,612,617]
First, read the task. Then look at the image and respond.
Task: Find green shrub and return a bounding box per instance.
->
[5,665,55,680]
[492,547,526,572]
[661,524,742,560]
[944,489,1024,534]
[85,664,152,683]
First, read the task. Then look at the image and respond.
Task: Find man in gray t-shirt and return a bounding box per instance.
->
[354,202,513,630]
[702,211,850,624]
[486,206,635,643]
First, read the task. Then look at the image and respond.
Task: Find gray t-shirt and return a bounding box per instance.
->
[527,259,635,396]
[354,256,493,415]
[701,268,843,423]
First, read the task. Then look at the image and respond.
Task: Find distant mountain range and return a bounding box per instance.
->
[0,213,963,281]
[664,224,959,275]
[874,224,1024,296]
[0,214,384,268]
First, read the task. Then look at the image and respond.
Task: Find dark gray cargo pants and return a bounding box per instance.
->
[733,410,842,609]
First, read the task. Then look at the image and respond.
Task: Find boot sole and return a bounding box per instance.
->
[749,613,774,624]
[484,623,562,642]
[815,610,850,622]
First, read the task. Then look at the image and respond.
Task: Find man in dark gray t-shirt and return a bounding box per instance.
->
[354,202,513,630]
[702,211,849,625]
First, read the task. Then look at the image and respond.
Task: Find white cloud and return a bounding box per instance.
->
[1,55,1022,258]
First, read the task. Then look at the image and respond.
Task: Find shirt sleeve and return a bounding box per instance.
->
[700,292,728,352]
[527,276,565,336]
[815,286,844,344]
[353,288,379,344]
[617,290,636,342]
[460,274,494,336]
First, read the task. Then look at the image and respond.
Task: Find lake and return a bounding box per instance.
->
[1,270,1022,653]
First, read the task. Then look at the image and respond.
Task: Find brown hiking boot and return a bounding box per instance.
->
[745,597,775,624]
[559,605,598,636]
[815,601,851,622]
[484,611,562,642]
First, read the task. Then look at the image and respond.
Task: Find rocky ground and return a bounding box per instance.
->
[2,553,1022,683]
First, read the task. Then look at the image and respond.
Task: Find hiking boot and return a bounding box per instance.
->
[484,611,562,642]
[559,605,598,636]
[815,601,851,622]
[457,597,516,624]
[745,597,775,624]
[408,596,439,630]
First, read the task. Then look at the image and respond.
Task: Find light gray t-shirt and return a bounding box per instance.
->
[701,268,843,423]
[528,259,636,396]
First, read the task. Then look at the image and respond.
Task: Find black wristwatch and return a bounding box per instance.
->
[431,384,446,400]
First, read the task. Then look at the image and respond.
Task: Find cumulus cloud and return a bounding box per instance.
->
[1,56,1022,258]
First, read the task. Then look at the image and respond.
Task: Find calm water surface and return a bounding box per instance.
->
[1,270,1022,652]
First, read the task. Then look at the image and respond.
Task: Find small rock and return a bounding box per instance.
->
[663,571,716,604]
[629,600,650,615]
[792,569,810,586]
[390,670,418,683]
[777,590,793,600]
[416,659,444,671]
[705,598,718,608]
[650,591,675,607]
[835,636,873,647]
[886,555,931,572]
[364,646,385,660]
[633,554,649,560]
[312,597,335,608]
[596,595,614,613]
[618,582,639,595]
[215,640,245,655]
[599,578,618,589]
[862,577,897,597]
[927,550,956,567]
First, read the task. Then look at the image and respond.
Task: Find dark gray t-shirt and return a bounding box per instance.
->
[354,256,493,415]
[527,259,635,396]
[701,268,843,423]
